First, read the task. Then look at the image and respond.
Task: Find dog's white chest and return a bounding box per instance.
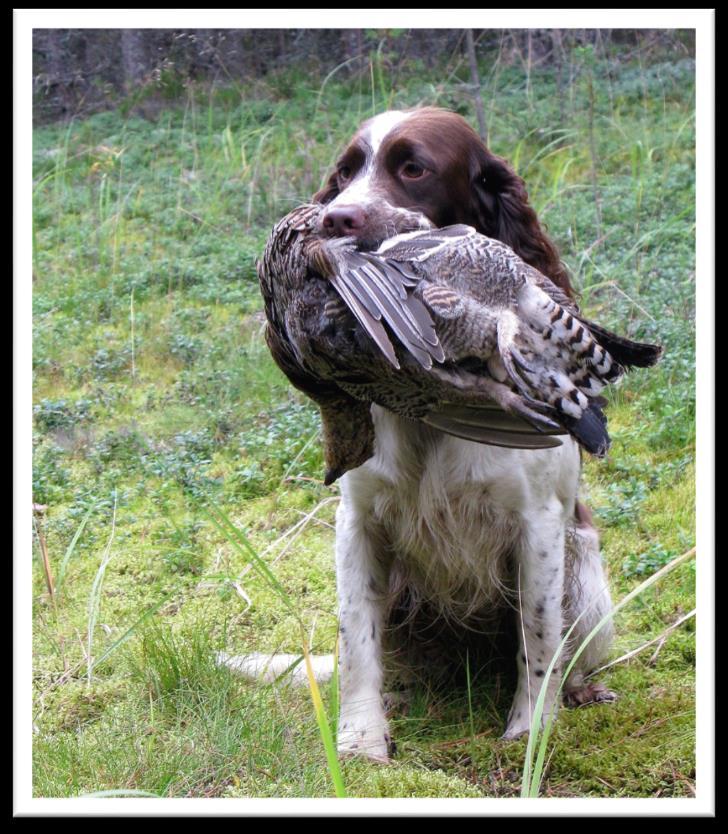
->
[340,406,578,613]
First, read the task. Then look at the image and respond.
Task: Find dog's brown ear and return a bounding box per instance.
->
[313,170,340,205]
[469,148,574,298]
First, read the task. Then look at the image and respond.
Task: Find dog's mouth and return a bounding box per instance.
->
[314,203,433,253]
[352,211,434,252]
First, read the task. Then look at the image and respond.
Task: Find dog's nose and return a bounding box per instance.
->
[322,205,366,237]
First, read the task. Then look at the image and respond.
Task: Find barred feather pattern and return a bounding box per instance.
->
[336,224,661,455]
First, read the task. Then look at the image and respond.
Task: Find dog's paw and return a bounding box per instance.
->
[502,699,559,741]
[501,715,531,741]
[337,713,393,763]
[564,681,617,708]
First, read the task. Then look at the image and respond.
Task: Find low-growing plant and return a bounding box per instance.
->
[32,442,72,505]
[595,478,650,526]
[33,397,94,433]
[89,346,133,380]
[621,541,678,577]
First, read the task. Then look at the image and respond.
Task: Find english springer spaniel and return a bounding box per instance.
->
[228,107,616,762]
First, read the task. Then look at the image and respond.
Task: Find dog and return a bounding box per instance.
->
[226,107,616,763]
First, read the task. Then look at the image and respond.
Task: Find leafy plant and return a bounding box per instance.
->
[622,542,678,578]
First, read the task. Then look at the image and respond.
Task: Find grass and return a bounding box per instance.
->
[31,47,695,798]
[521,547,695,798]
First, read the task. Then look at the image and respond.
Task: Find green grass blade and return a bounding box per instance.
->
[80,789,161,798]
[465,649,475,746]
[202,502,295,615]
[302,641,347,798]
[56,501,97,595]
[86,493,117,685]
[329,634,340,738]
[522,546,695,796]
[88,595,172,676]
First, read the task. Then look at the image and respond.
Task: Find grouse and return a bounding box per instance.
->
[257,204,662,485]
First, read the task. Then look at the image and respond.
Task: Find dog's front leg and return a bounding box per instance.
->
[334,500,392,763]
[504,505,567,740]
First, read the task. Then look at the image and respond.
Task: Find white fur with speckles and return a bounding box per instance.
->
[334,407,613,750]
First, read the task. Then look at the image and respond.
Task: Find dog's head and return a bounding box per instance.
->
[314,107,572,296]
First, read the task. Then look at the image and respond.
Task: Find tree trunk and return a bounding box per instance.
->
[465,29,487,145]
[120,29,146,92]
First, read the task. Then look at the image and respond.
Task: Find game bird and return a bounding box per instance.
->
[257,203,662,486]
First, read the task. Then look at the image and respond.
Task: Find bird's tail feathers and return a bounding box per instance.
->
[560,403,611,457]
[578,319,663,369]
[424,403,565,450]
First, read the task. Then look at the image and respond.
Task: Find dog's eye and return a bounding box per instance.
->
[337,165,352,181]
[400,161,427,180]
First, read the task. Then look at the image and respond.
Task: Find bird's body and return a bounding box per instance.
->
[257,203,662,484]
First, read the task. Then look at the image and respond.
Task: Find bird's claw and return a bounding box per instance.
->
[508,394,562,433]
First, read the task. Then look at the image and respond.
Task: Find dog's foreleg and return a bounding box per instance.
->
[562,503,617,706]
[504,503,567,739]
[335,500,392,763]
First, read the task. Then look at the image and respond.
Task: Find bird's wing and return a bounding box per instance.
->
[374,224,476,261]
[325,267,402,368]
[328,234,590,452]
[330,249,446,370]
[423,404,564,450]
[322,226,479,369]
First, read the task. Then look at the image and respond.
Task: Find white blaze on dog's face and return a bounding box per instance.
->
[365,110,413,152]
[335,110,413,205]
